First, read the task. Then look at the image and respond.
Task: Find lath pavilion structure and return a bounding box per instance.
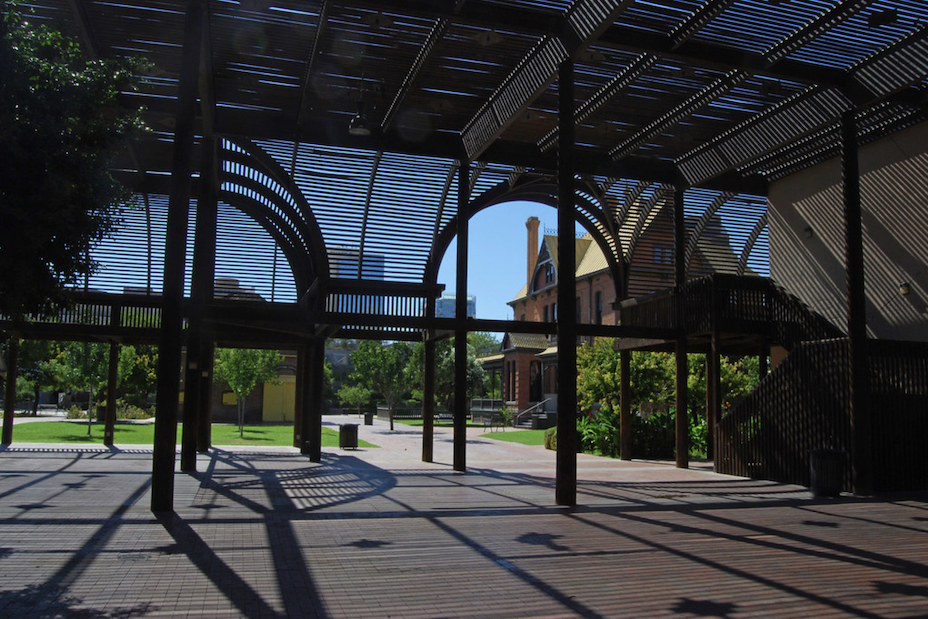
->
[3,0,928,511]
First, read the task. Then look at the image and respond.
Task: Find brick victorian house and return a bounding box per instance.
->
[495,210,744,422]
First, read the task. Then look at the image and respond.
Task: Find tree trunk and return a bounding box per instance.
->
[32,385,40,416]
[238,394,245,438]
[87,384,94,436]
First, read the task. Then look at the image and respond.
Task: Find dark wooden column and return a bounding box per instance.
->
[293,345,306,448]
[706,335,721,464]
[673,187,689,469]
[453,160,470,472]
[196,342,214,452]
[151,0,204,513]
[759,336,769,380]
[422,336,436,463]
[104,341,118,447]
[188,135,218,457]
[620,349,632,460]
[307,337,325,463]
[556,58,578,506]
[300,340,316,460]
[842,111,872,495]
[180,349,199,470]
[2,336,18,444]
[422,287,436,462]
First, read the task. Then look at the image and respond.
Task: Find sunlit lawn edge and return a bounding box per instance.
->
[8,421,377,448]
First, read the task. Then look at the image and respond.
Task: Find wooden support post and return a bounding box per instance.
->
[180,342,199,470]
[308,338,325,462]
[673,187,689,469]
[842,111,872,495]
[556,58,577,506]
[294,346,306,449]
[453,160,470,472]
[422,337,436,463]
[151,0,204,513]
[675,341,689,468]
[2,336,18,444]
[196,342,213,453]
[620,349,632,461]
[759,336,769,380]
[706,335,721,465]
[188,135,218,458]
[104,342,118,447]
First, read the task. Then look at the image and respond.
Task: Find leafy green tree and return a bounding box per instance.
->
[337,384,372,416]
[575,340,762,459]
[213,348,282,437]
[16,339,60,415]
[407,339,486,414]
[349,341,412,431]
[0,3,143,321]
[56,341,109,434]
[576,339,622,412]
[468,332,501,358]
[117,344,158,407]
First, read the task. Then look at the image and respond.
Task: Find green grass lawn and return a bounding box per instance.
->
[480,429,547,446]
[9,421,377,448]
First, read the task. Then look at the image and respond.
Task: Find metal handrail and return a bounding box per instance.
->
[514,399,550,426]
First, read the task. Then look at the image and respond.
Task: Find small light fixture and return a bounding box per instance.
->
[803,226,813,238]
[899,282,911,296]
[348,96,370,136]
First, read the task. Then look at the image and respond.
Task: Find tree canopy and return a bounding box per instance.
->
[214,348,282,436]
[0,3,143,321]
[348,341,412,430]
[407,337,486,413]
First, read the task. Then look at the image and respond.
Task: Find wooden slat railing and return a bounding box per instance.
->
[620,275,843,349]
[718,338,928,492]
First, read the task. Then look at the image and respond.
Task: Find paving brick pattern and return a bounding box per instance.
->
[0,416,926,617]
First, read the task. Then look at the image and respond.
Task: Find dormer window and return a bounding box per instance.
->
[544,263,555,284]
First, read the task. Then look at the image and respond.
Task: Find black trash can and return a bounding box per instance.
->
[364,412,374,426]
[339,423,359,449]
[810,449,846,497]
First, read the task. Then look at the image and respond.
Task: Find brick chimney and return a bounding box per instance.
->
[526,216,540,286]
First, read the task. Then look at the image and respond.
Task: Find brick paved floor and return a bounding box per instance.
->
[0,416,926,618]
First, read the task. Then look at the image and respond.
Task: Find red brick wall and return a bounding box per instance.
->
[503,351,542,411]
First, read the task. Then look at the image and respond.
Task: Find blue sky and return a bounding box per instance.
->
[437,200,566,322]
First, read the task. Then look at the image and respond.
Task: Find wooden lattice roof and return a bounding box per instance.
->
[20,0,928,298]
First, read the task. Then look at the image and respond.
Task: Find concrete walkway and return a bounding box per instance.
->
[0,415,926,617]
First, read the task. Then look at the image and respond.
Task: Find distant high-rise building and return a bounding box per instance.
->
[435,294,476,319]
[328,247,387,313]
[329,247,386,280]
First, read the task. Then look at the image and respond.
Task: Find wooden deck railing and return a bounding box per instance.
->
[1,292,165,341]
[718,338,928,492]
[620,275,843,349]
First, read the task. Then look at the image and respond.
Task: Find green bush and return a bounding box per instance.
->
[66,405,86,419]
[578,406,621,457]
[630,410,675,459]
[574,408,707,460]
[689,414,708,458]
[116,399,153,420]
[498,405,513,428]
[544,426,557,450]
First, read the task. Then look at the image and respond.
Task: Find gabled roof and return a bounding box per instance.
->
[544,235,594,274]
[502,332,549,352]
[510,233,610,304]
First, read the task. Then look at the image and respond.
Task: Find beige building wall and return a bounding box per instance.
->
[769,120,928,342]
[262,375,296,422]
